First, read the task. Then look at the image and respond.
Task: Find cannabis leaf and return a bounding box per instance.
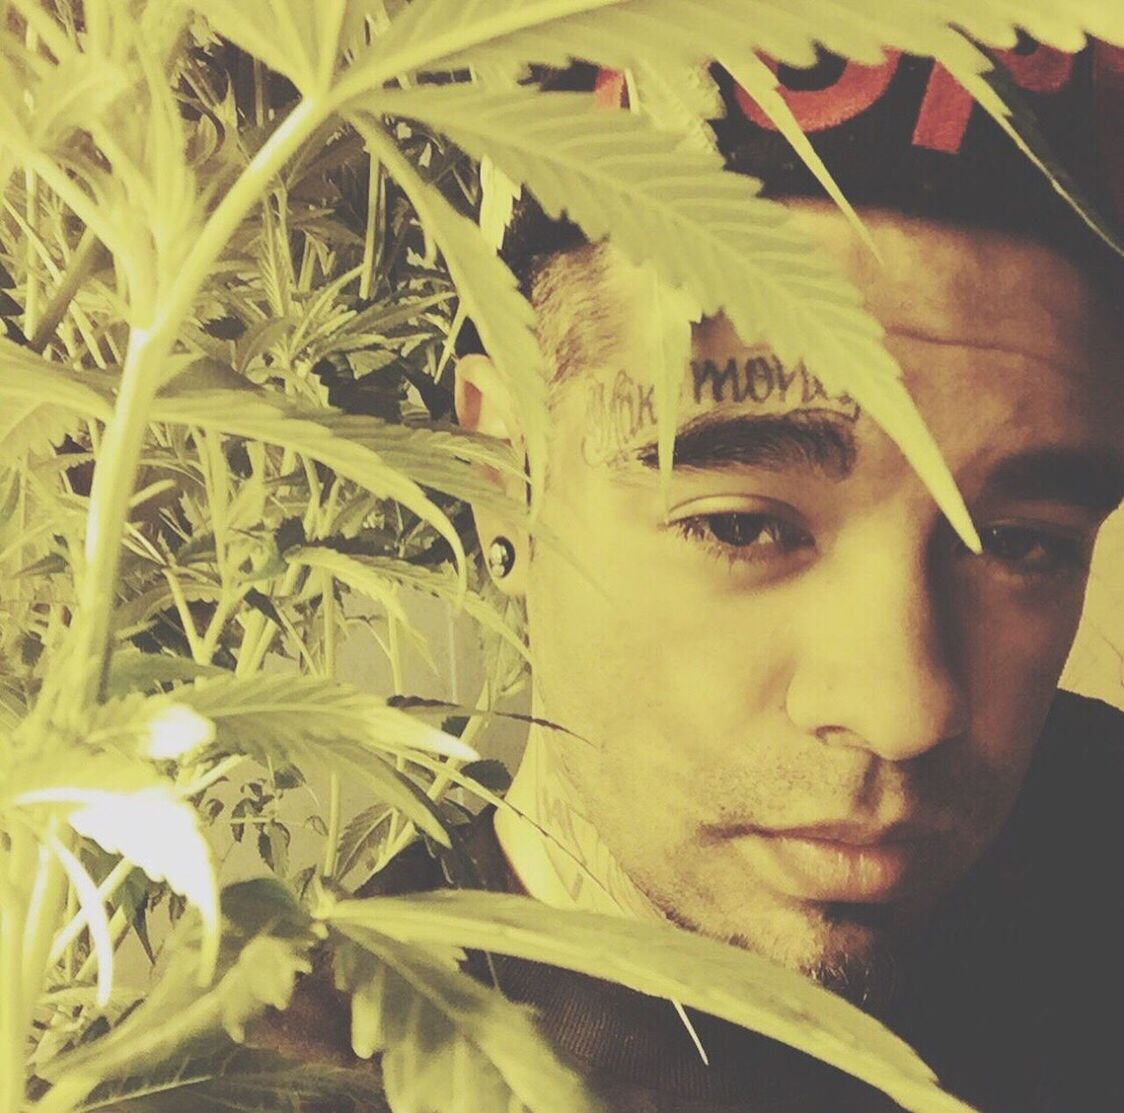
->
[0,337,116,423]
[367,84,979,547]
[14,771,222,989]
[173,673,477,846]
[147,387,469,587]
[77,1047,380,1113]
[334,928,603,1113]
[42,898,317,1110]
[330,891,975,1113]
[352,118,549,509]
[291,550,531,667]
[178,674,476,763]
[189,1,348,97]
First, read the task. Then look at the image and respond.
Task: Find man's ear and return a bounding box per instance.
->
[454,353,528,595]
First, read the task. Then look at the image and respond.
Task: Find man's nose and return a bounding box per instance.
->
[784,529,968,763]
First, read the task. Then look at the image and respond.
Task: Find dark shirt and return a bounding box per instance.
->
[270,692,1124,1112]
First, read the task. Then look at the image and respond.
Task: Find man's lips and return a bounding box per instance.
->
[706,820,946,903]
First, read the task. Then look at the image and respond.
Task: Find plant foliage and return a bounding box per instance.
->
[0,2,1118,1111]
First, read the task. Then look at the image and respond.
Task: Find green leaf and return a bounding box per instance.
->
[44,926,316,1100]
[406,0,1122,75]
[719,51,877,257]
[479,155,521,253]
[190,0,348,96]
[106,649,227,697]
[174,674,477,846]
[311,553,531,668]
[87,692,216,761]
[112,580,222,639]
[368,84,979,549]
[0,396,84,463]
[0,336,116,422]
[0,339,112,460]
[333,929,604,1113]
[625,59,722,147]
[147,386,469,590]
[317,414,526,506]
[4,750,160,808]
[284,545,432,666]
[235,316,297,374]
[361,0,1120,268]
[220,877,312,940]
[924,0,1122,49]
[341,0,624,91]
[329,891,975,1113]
[78,1047,381,1113]
[179,673,477,763]
[335,803,393,881]
[350,118,549,513]
[938,31,1124,259]
[26,780,221,985]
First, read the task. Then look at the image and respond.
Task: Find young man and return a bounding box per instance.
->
[260,43,1121,1113]
[449,46,1123,1112]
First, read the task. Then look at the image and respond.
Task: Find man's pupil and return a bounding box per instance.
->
[709,513,776,547]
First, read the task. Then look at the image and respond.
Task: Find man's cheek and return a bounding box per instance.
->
[960,598,1082,767]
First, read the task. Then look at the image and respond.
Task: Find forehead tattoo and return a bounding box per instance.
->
[579,353,862,470]
[691,354,860,419]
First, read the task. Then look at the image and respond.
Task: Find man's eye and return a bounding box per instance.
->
[978,525,1087,577]
[674,513,814,563]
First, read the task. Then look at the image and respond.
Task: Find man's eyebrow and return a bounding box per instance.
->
[628,411,857,479]
[983,448,1124,513]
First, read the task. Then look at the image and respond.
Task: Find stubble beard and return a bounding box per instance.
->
[656,896,902,1017]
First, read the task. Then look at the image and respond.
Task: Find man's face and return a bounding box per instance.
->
[518,204,1122,994]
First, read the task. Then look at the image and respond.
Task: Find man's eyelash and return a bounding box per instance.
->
[672,513,814,565]
[976,525,1090,578]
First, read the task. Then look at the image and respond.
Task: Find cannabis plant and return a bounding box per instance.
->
[0,2,1117,1111]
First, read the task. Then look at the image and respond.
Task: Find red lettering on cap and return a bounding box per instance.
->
[733,51,901,132]
[914,43,1075,153]
[732,43,1080,157]
[912,64,974,152]
[996,42,1075,93]
[594,69,627,110]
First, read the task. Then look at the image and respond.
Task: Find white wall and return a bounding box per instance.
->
[1061,506,1124,710]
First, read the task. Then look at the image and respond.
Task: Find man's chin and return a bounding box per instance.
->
[661,895,902,1013]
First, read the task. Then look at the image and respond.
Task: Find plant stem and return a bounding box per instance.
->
[199,585,250,665]
[358,154,383,299]
[161,96,324,378]
[49,859,132,964]
[381,610,409,852]
[39,96,331,722]
[37,326,165,721]
[4,828,66,1113]
[324,775,341,878]
[163,568,206,663]
[23,169,40,341]
[22,19,40,342]
[29,229,107,355]
[62,884,77,981]
[178,753,247,798]
[0,880,28,1113]
[73,905,129,987]
[321,570,341,878]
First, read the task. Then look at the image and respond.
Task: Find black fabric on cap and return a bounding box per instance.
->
[492,41,1123,309]
[711,40,1122,282]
